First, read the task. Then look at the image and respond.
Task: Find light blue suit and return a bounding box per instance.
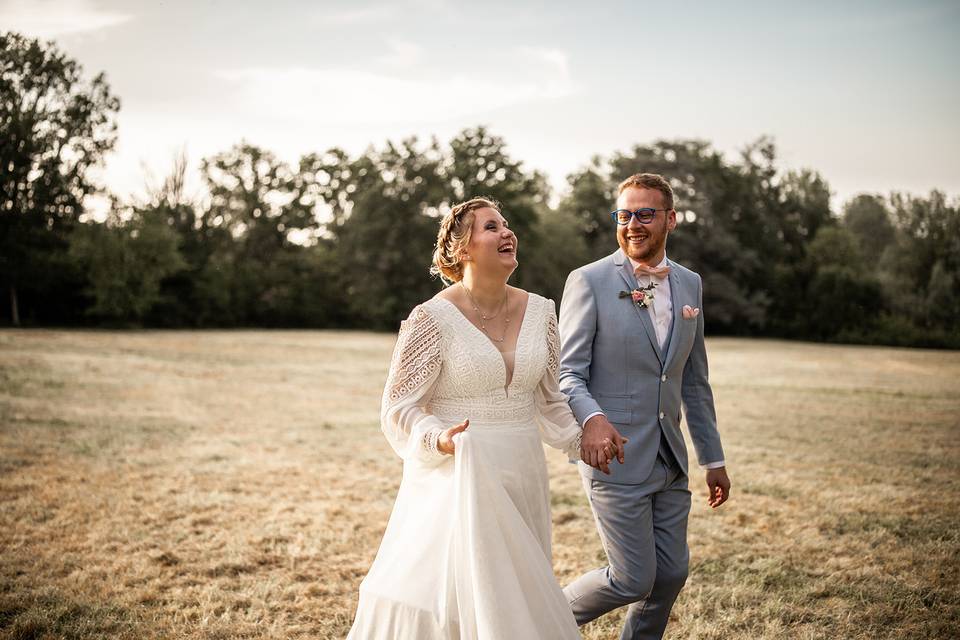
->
[559,248,725,639]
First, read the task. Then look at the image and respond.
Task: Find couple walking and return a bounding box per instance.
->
[347,173,731,640]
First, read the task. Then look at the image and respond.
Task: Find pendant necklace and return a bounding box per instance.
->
[460,282,510,343]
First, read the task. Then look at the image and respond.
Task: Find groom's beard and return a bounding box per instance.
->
[620,229,667,264]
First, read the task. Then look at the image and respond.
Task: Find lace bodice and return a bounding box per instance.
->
[380,293,580,464]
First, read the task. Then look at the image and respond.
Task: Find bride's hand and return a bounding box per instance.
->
[581,415,627,474]
[438,419,469,455]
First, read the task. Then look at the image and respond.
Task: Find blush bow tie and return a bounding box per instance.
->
[634,263,671,279]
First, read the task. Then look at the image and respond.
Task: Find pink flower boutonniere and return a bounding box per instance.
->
[619,282,658,309]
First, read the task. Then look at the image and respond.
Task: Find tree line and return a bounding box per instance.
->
[2,32,958,347]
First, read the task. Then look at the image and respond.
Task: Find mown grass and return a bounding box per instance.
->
[1,330,958,639]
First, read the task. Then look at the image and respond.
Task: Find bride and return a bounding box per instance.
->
[347,197,621,640]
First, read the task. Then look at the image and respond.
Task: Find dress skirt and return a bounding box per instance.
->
[347,418,581,640]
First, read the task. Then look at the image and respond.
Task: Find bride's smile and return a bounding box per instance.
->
[465,208,519,274]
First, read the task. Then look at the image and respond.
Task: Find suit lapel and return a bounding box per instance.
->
[614,250,663,365]
[662,260,684,371]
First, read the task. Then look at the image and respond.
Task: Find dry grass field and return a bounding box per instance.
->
[1,330,958,640]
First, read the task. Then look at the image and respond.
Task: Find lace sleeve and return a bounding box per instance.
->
[380,306,448,463]
[534,299,582,461]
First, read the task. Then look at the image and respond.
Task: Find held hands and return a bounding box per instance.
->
[705,467,731,508]
[438,419,469,455]
[580,415,627,475]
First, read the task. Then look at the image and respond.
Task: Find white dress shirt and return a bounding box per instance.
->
[581,253,725,470]
[628,254,672,350]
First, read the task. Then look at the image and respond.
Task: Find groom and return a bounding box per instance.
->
[561,173,731,639]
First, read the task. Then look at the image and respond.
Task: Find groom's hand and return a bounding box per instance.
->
[705,467,731,508]
[581,415,627,475]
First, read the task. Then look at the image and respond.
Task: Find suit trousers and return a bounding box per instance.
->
[564,442,691,640]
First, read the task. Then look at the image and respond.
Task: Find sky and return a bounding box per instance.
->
[3,0,959,212]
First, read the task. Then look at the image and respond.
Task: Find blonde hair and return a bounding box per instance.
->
[617,173,675,211]
[430,197,501,285]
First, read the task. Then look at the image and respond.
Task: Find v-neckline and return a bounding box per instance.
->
[435,294,533,392]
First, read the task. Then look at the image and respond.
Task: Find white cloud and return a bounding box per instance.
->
[376,39,424,69]
[93,46,578,204]
[214,58,576,127]
[92,42,580,207]
[519,47,570,78]
[315,4,395,26]
[408,0,449,11]
[516,47,574,97]
[0,0,131,38]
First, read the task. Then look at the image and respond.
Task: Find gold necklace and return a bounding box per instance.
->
[460,282,510,343]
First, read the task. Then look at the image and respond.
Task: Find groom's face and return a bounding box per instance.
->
[616,186,677,265]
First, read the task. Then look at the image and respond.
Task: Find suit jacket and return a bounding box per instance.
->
[559,248,724,484]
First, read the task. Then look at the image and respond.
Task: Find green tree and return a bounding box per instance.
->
[521,207,589,305]
[563,139,772,331]
[924,260,958,329]
[843,194,894,264]
[332,138,447,328]
[778,169,833,258]
[69,207,186,323]
[130,150,211,327]
[765,168,835,334]
[556,157,616,260]
[800,226,883,340]
[0,32,120,325]
[323,128,554,328]
[197,143,322,325]
[558,138,839,336]
[884,191,960,336]
[446,127,551,292]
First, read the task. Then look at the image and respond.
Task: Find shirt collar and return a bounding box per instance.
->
[627,253,669,273]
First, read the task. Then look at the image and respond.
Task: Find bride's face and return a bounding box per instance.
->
[463,207,518,276]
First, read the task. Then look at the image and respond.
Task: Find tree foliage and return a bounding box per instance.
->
[68,206,185,323]
[0,32,120,325]
[2,31,956,347]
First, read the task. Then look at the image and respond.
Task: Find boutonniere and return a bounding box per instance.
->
[619,282,658,309]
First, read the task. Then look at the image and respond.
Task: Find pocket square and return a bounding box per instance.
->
[682,305,700,319]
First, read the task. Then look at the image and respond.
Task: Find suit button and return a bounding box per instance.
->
[661,374,667,382]
[659,411,665,419]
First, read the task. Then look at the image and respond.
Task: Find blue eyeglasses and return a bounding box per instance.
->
[610,208,671,225]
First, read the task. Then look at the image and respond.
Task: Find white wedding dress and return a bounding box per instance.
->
[347,293,582,640]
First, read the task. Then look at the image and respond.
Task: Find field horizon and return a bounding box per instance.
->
[1,330,958,639]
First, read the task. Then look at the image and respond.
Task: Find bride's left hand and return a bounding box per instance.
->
[438,419,469,455]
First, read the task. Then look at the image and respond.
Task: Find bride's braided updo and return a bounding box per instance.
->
[430,197,501,285]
